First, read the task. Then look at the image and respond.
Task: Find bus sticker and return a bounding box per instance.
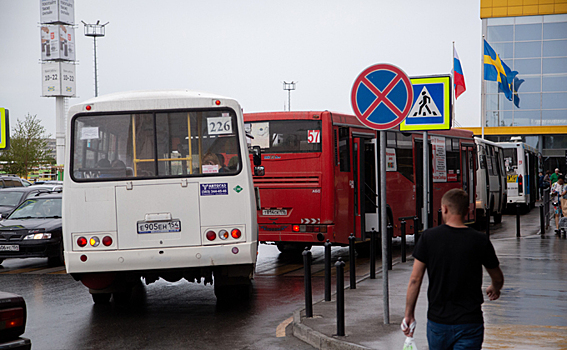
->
[308,130,320,143]
[507,175,518,183]
[80,127,99,140]
[200,183,228,196]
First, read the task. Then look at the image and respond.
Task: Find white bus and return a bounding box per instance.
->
[475,138,507,224]
[499,138,539,212]
[63,90,258,303]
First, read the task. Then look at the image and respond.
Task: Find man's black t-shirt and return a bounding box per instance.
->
[413,224,499,325]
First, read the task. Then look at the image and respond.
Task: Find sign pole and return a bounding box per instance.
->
[380,130,389,324]
[423,131,429,230]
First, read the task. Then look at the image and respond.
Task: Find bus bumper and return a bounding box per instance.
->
[64,241,257,274]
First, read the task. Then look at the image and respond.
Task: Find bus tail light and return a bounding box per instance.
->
[518,175,523,194]
[0,308,24,329]
[102,236,113,246]
[219,230,229,240]
[231,228,241,239]
[206,230,216,241]
[292,225,300,232]
[89,236,100,247]
[77,237,87,247]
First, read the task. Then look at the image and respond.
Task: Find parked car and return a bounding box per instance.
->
[0,176,31,188]
[32,180,63,186]
[0,185,62,219]
[0,192,63,266]
[0,291,31,350]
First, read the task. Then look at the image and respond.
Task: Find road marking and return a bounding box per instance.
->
[25,266,66,274]
[0,267,44,274]
[276,316,293,338]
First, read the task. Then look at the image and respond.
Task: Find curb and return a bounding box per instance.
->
[292,309,371,350]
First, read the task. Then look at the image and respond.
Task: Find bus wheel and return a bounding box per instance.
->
[91,293,111,304]
[493,212,502,224]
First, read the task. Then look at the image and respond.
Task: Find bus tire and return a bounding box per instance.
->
[91,293,111,304]
[493,212,502,224]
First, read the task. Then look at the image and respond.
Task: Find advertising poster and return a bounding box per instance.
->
[386,148,397,172]
[431,136,447,182]
[42,62,76,97]
[41,25,75,61]
[40,0,75,25]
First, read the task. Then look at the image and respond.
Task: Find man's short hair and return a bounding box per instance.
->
[441,189,469,218]
[559,175,565,181]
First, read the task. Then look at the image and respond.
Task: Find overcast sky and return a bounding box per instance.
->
[0,0,483,137]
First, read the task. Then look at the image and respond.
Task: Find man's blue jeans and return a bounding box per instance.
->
[426,320,484,350]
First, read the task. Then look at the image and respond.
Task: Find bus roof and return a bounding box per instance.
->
[68,90,238,115]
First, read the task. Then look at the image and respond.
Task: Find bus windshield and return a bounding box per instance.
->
[245,120,322,153]
[503,148,517,175]
[72,109,241,180]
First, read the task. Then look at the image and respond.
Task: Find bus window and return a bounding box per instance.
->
[338,127,350,172]
[503,148,517,174]
[396,133,413,182]
[246,120,322,153]
[72,109,241,180]
[447,150,461,182]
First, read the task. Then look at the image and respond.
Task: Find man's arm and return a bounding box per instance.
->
[485,266,504,301]
[403,259,426,337]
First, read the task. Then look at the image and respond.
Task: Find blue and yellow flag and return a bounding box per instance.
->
[484,40,518,102]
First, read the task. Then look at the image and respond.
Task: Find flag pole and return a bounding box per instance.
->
[452,41,456,128]
[481,35,486,139]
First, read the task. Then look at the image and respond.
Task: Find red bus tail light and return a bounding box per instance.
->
[206,230,216,241]
[231,228,241,239]
[292,225,300,232]
[518,174,523,194]
[102,236,113,246]
[77,237,87,247]
[0,308,24,329]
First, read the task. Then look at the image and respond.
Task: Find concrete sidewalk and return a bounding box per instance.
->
[292,208,567,349]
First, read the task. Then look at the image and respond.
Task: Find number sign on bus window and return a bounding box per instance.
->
[307,130,320,144]
[207,115,233,135]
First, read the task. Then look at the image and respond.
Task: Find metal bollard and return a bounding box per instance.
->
[335,258,345,337]
[516,204,521,238]
[540,204,545,238]
[348,233,356,290]
[400,220,406,263]
[438,208,442,227]
[324,239,332,301]
[302,247,313,318]
[387,223,393,270]
[370,228,376,279]
[414,215,420,245]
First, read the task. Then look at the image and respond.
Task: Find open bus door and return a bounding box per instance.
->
[461,144,476,223]
[353,135,378,241]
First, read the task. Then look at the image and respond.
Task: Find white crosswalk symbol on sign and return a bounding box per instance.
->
[408,86,441,117]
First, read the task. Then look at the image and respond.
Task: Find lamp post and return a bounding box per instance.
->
[283,81,296,111]
[81,20,109,97]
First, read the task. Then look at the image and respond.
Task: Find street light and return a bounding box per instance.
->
[81,20,109,97]
[283,81,296,111]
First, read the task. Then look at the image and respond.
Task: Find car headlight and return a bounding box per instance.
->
[23,233,52,240]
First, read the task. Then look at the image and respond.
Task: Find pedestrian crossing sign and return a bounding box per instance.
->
[0,108,9,150]
[400,75,452,131]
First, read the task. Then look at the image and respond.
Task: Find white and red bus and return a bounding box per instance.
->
[244,111,476,251]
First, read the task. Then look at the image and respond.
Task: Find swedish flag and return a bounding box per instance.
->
[484,40,518,102]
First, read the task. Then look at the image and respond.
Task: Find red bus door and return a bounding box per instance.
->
[353,135,377,240]
[461,144,476,223]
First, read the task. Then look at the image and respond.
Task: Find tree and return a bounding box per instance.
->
[0,114,52,178]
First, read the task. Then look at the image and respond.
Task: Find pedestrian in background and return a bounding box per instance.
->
[551,175,566,235]
[551,168,561,185]
[402,188,504,350]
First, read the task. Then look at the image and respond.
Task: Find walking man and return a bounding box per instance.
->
[402,189,504,350]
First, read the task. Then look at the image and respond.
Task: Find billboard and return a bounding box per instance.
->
[41,25,75,61]
[40,0,74,25]
[42,61,76,97]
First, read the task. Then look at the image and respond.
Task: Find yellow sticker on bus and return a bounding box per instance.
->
[507,175,518,183]
[0,108,10,150]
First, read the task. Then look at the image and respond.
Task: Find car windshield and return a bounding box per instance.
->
[0,191,25,207]
[9,198,62,220]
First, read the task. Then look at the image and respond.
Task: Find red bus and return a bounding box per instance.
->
[244,111,476,252]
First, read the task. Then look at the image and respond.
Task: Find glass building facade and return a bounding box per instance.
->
[483,14,567,128]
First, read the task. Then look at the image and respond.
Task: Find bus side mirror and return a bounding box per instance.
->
[252,146,262,166]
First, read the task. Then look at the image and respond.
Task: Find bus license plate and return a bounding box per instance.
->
[0,245,19,252]
[137,220,181,234]
[262,209,287,216]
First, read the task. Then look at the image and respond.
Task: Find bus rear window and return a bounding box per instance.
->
[245,120,322,153]
[71,109,241,181]
[503,148,517,174]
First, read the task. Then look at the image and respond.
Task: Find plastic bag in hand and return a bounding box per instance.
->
[402,336,418,350]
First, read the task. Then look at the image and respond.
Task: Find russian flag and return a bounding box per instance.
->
[453,47,466,99]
